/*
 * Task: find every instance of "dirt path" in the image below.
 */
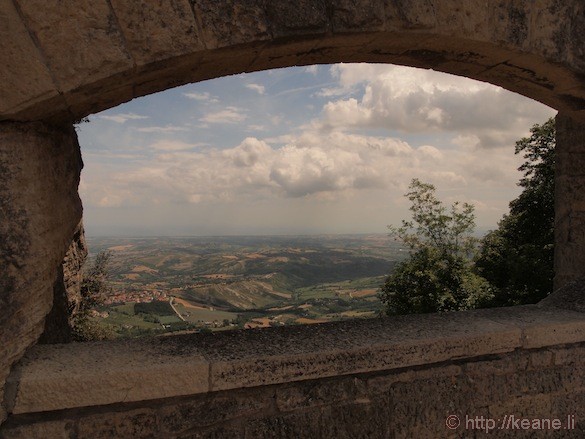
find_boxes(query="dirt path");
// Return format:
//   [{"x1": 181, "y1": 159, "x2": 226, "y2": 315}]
[{"x1": 169, "y1": 297, "x2": 186, "y2": 322}]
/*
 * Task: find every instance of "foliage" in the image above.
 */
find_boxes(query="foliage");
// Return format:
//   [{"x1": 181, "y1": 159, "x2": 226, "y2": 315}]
[
  {"x1": 476, "y1": 118, "x2": 555, "y2": 305},
  {"x1": 389, "y1": 179, "x2": 478, "y2": 257},
  {"x1": 380, "y1": 179, "x2": 493, "y2": 315},
  {"x1": 381, "y1": 247, "x2": 493, "y2": 315},
  {"x1": 134, "y1": 300, "x2": 175, "y2": 316},
  {"x1": 72, "y1": 251, "x2": 115, "y2": 341}
]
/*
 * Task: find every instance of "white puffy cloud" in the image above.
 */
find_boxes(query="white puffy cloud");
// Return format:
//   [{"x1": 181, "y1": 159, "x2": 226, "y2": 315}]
[
  {"x1": 99, "y1": 113, "x2": 148, "y2": 123},
  {"x1": 183, "y1": 92, "x2": 219, "y2": 103},
  {"x1": 223, "y1": 137, "x2": 273, "y2": 167},
  {"x1": 200, "y1": 106, "x2": 247, "y2": 124},
  {"x1": 304, "y1": 65, "x2": 319, "y2": 75},
  {"x1": 84, "y1": 129, "x2": 503, "y2": 210},
  {"x1": 245, "y1": 83, "x2": 265, "y2": 94},
  {"x1": 149, "y1": 140, "x2": 206, "y2": 151},
  {"x1": 319, "y1": 64, "x2": 556, "y2": 149},
  {"x1": 136, "y1": 125, "x2": 189, "y2": 133},
  {"x1": 81, "y1": 63, "x2": 557, "y2": 234},
  {"x1": 246, "y1": 124, "x2": 267, "y2": 132}
]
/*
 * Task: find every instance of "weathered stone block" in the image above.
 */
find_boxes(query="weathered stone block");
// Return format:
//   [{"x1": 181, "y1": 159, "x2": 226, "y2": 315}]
[
  {"x1": 181, "y1": 424, "x2": 244, "y2": 439},
  {"x1": 266, "y1": 0, "x2": 329, "y2": 37},
  {"x1": 0, "y1": 122, "x2": 83, "y2": 423},
  {"x1": 555, "y1": 179, "x2": 585, "y2": 226},
  {"x1": 557, "y1": 114, "x2": 585, "y2": 152},
  {"x1": 158, "y1": 390, "x2": 271, "y2": 435},
  {"x1": 529, "y1": 350, "x2": 554, "y2": 369},
  {"x1": 11, "y1": 339, "x2": 209, "y2": 414},
  {"x1": 276, "y1": 376, "x2": 367, "y2": 412},
  {"x1": 489, "y1": 394, "x2": 556, "y2": 422},
  {"x1": 432, "y1": 0, "x2": 491, "y2": 38},
  {"x1": 191, "y1": 0, "x2": 269, "y2": 48},
  {"x1": 319, "y1": 399, "x2": 393, "y2": 439},
  {"x1": 331, "y1": 0, "x2": 385, "y2": 32},
  {"x1": 111, "y1": 0, "x2": 203, "y2": 65},
  {"x1": 522, "y1": 311, "x2": 585, "y2": 349},
  {"x1": 384, "y1": 0, "x2": 437, "y2": 30},
  {"x1": 16, "y1": 0, "x2": 133, "y2": 92},
  {"x1": 244, "y1": 410, "x2": 323, "y2": 439},
  {"x1": 464, "y1": 354, "x2": 529, "y2": 377},
  {"x1": 489, "y1": 1, "x2": 530, "y2": 47},
  {"x1": 557, "y1": 152, "x2": 585, "y2": 177},
  {"x1": 0, "y1": 419, "x2": 74, "y2": 439},
  {"x1": 553, "y1": 344, "x2": 585, "y2": 365},
  {"x1": 555, "y1": 112, "x2": 585, "y2": 250},
  {"x1": 367, "y1": 364, "x2": 462, "y2": 396},
  {"x1": 206, "y1": 312, "x2": 520, "y2": 392},
  {"x1": 0, "y1": 1, "x2": 63, "y2": 116},
  {"x1": 77, "y1": 408, "x2": 158, "y2": 439}
]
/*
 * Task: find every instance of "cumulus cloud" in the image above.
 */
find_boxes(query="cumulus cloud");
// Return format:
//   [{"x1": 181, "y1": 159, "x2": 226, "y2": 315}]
[
  {"x1": 99, "y1": 113, "x2": 148, "y2": 123},
  {"x1": 81, "y1": 63, "x2": 557, "y2": 233},
  {"x1": 305, "y1": 65, "x2": 319, "y2": 75},
  {"x1": 85, "y1": 128, "x2": 498, "y2": 210},
  {"x1": 149, "y1": 140, "x2": 206, "y2": 151},
  {"x1": 315, "y1": 86, "x2": 353, "y2": 98},
  {"x1": 319, "y1": 64, "x2": 556, "y2": 149},
  {"x1": 246, "y1": 124, "x2": 267, "y2": 132},
  {"x1": 223, "y1": 137, "x2": 273, "y2": 167},
  {"x1": 136, "y1": 125, "x2": 189, "y2": 133},
  {"x1": 245, "y1": 83, "x2": 265, "y2": 94},
  {"x1": 183, "y1": 92, "x2": 219, "y2": 103},
  {"x1": 200, "y1": 107, "x2": 247, "y2": 124}
]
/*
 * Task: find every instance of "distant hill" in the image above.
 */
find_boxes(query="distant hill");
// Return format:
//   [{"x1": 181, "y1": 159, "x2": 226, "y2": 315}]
[{"x1": 86, "y1": 234, "x2": 408, "y2": 336}]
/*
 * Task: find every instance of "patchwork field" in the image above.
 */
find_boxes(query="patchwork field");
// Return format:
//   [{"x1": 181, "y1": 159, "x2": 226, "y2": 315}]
[{"x1": 87, "y1": 234, "x2": 408, "y2": 337}]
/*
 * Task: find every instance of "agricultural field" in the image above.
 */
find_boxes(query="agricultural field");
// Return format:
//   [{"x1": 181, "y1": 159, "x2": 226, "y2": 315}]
[{"x1": 87, "y1": 234, "x2": 408, "y2": 337}]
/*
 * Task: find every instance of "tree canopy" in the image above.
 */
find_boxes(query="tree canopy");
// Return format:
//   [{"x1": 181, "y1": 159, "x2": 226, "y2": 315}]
[
  {"x1": 475, "y1": 118, "x2": 555, "y2": 305},
  {"x1": 72, "y1": 251, "x2": 115, "y2": 341},
  {"x1": 381, "y1": 118, "x2": 556, "y2": 316},
  {"x1": 380, "y1": 179, "x2": 492, "y2": 315}
]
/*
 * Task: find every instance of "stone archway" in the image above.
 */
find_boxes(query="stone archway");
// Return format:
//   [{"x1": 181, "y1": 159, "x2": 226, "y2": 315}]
[
  {"x1": 2, "y1": 0, "x2": 585, "y2": 123},
  {"x1": 1, "y1": 0, "x2": 585, "y2": 429}
]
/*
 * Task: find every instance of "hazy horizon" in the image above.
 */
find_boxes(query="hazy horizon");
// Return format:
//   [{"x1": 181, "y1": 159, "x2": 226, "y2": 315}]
[{"x1": 84, "y1": 229, "x2": 493, "y2": 239}]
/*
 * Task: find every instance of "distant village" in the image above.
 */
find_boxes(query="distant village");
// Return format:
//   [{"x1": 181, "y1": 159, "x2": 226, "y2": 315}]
[{"x1": 103, "y1": 289, "x2": 168, "y2": 305}]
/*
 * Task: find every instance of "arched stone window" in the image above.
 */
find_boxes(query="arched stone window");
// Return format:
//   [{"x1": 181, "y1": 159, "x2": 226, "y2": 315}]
[{"x1": 1, "y1": 1, "x2": 584, "y2": 436}]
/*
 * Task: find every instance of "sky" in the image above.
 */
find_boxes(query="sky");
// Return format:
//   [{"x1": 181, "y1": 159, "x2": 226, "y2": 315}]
[{"x1": 76, "y1": 63, "x2": 557, "y2": 237}]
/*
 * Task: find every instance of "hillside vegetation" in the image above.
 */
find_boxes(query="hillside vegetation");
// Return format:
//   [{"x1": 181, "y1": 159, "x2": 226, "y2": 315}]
[{"x1": 86, "y1": 234, "x2": 406, "y2": 337}]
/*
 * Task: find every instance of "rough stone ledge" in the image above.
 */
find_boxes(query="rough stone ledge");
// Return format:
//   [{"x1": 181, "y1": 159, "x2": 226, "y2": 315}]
[{"x1": 6, "y1": 305, "x2": 585, "y2": 415}]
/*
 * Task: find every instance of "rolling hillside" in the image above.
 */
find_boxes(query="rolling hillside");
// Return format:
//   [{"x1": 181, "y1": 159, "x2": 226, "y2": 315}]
[{"x1": 87, "y1": 234, "x2": 408, "y2": 336}]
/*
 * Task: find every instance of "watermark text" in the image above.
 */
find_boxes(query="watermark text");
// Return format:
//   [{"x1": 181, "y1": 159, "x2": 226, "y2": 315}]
[{"x1": 445, "y1": 414, "x2": 576, "y2": 433}]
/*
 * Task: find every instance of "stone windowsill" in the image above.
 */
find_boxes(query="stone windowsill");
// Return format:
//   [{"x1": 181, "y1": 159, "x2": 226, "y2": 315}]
[{"x1": 5, "y1": 304, "x2": 585, "y2": 416}]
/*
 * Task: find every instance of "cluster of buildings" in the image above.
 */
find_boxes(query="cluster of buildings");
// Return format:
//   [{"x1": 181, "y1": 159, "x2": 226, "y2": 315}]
[{"x1": 103, "y1": 289, "x2": 168, "y2": 305}]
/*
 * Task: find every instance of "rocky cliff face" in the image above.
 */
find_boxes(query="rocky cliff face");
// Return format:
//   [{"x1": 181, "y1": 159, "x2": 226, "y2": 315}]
[
  {"x1": 0, "y1": 122, "x2": 83, "y2": 424},
  {"x1": 39, "y1": 222, "x2": 88, "y2": 344}
]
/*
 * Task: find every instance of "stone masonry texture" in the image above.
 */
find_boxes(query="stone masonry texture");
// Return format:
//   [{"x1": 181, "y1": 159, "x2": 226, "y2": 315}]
[
  {"x1": 0, "y1": 122, "x2": 83, "y2": 423},
  {"x1": 0, "y1": 0, "x2": 584, "y2": 123},
  {"x1": 0, "y1": 344, "x2": 583, "y2": 438}
]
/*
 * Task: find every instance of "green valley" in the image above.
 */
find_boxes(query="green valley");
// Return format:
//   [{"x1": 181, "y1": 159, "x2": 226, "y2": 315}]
[{"x1": 86, "y1": 234, "x2": 407, "y2": 337}]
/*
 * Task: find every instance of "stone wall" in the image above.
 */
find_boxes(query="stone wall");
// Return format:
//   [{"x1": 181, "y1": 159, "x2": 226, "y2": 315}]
[
  {"x1": 0, "y1": 302, "x2": 583, "y2": 438},
  {"x1": 2, "y1": 345, "x2": 584, "y2": 438},
  {"x1": 1, "y1": 0, "x2": 585, "y2": 123},
  {"x1": 555, "y1": 114, "x2": 585, "y2": 289},
  {"x1": 14, "y1": 346, "x2": 585, "y2": 438},
  {"x1": 1, "y1": 0, "x2": 585, "y2": 436},
  {"x1": 0, "y1": 122, "x2": 83, "y2": 424}
]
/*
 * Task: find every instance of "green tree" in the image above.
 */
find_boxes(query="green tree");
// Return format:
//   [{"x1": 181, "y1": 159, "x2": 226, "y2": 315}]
[
  {"x1": 72, "y1": 251, "x2": 115, "y2": 341},
  {"x1": 476, "y1": 118, "x2": 555, "y2": 305},
  {"x1": 380, "y1": 179, "x2": 493, "y2": 315}
]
